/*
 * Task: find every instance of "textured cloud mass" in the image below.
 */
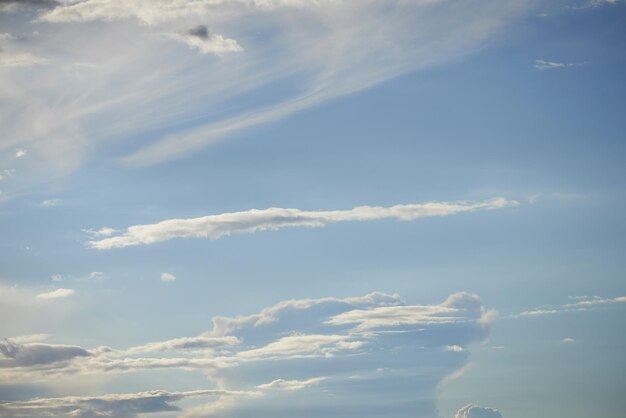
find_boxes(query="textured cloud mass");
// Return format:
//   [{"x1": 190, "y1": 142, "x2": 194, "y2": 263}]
[
  {"x1": 88, "y1": 198, "x2": 519, "y2": 249},
  {"x1": 1, "y1": 291, "x2": 495, "y2": 417}
]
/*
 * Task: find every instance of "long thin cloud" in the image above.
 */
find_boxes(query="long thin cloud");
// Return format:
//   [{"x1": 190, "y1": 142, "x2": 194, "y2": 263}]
[
  {"x1": 0, "y1": 389, "x2": 260, "y2": 418},
  {"x1": 88, "y1": 198, "x2": 519, "y2": 249},
  {"x1": 514, "y1": 295, "x2": 626, "y2": 318}
]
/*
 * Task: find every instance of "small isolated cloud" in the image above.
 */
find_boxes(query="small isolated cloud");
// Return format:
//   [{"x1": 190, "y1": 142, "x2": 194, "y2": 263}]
[
  {"x1": 160, "y1": 272, "x2": 176, "y2": 282},
  {"x1": 40, "y1": 198, "x2": 63, "y2": 207},
  {"x1": 562, "y1": 337, "x2": 575, "y2": 344},
  {"x1": 258, "y1": 377, "x2": 326, "y2": 391},
  {"x1": 164, "y1": 25, "x2": 242, "y2": 55},
  {"x1": 88, "y1": 271, "x2": 104, "y2": 280},
  {"x1": 15, "y1": 148, "x2": 27, "y2": 158},
  {"x1": 88, "y1": 198, "x2": 519, "y2": 250},
  {"x1": 446, "y1": 345, "x2": 466, "y2": 352},
  {"x1": 534, "y1": 59, "x2": 580, "y2": 70},
  {"x1": 36, "y1": 288, "x2": 74, "y2": 300},
  {"x1": 455, "y1": 404, "x2": 503, "y2": 418},
  {"x1": 50, "y1": 274, "x2": 63, "y2": 282}
]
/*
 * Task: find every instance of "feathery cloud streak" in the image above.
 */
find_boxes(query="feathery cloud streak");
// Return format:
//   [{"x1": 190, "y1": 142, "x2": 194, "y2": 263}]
[
  {"x1": 0, "y1": 0, "x2": 532, "y2": 200},
  {"x1": 88, "y1": 198, "x2": 519, "y2": 249}
]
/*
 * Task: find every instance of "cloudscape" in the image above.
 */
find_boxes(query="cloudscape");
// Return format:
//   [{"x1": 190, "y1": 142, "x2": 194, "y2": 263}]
[{"x1": 1, "y1": 1, "x2": 625, "y2": 417}]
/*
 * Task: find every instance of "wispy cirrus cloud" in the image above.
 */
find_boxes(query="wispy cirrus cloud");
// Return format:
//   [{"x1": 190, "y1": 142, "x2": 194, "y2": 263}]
[
  {"x1": 0, "y1": 0, "x2": 533, "y2": 200},
  {"x1": 87, "y1": 198, "x2": 519, "y2": 249},
  {"x1": 515, "y1": 295, "x2": 626, "y2": 317},
  {"x1": 533, "y1": 59, "x2": 581, "y2": 70}
]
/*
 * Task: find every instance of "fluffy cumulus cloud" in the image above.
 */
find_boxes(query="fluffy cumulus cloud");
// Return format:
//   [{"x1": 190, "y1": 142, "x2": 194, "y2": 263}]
[
  {"x1": 88, "y1": 198, "x2": 519, "y2": 249},
  {"x1": 160, "y1": 272, "x2": 177, "y2": 282},
  {"x1": 455, "y1": 404, "x2": 503, "y2": 418},
  {"x1": 0, "y1": 291, "x2": 495, "y2": 417},
  {"x1": 0, "y1": 0, "x2": 533, "y2": 201}
]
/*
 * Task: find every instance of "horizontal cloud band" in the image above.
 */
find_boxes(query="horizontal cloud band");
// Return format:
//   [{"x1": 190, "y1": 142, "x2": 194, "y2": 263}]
[{"x1": 88, "y1": 198, "x2": 519, "y2": 249}]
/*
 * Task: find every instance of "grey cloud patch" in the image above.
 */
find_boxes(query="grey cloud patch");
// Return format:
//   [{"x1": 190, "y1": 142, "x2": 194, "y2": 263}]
[
  {"x1": 188, "y1": 24, "x2": 209, "y2": 39},
  {"x1": 88, "y1": 198, "x2": 519, "y2": 249},
  {"x1": 0, "y1": 340, "x2": 91, "y2": 368},
  {"x1": 455, "y1": 404, "x2": 503, "y2": 418},
  {"x1": 0, "y1": 389, "x2": 258, "y2": 418}
]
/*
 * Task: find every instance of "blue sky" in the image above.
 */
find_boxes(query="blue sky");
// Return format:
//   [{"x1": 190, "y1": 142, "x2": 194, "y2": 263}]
[{"x1": 0, "y1": 1, "x2": 625, "y2": 417}]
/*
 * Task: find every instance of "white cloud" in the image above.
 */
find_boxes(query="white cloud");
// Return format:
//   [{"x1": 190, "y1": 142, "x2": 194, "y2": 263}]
[
  {"x1": 160, "y1": 272, "x2": 177, "y2": 282},
  {"x1": 50, "y1": 274, "x2": 63, "y2": 282},
  {"x1": 562, "y1": 337, "x2": 575, "y2": 344},
  {"x1": 455, "y1": 404, "x2": 503, "y2": 418},
  {"x1": 534, "y1": 59, "x2": 580, "y2": 70},
  {"x1": 258, "y1": 377, "x2": 326, "y2": 391},
  {"x1": 446, "y1": 345, "x2": 466, "y2": 352},
  {"x1": 83, "y1": 227, "x2": 118, "y2": 237},
  {"x1": 36, "y1": 288, "x2": 75, "y2": 300},
  {"x1": 516, "y1": 295, "x2": 626, "y2": 317},
  {"x1": 88, "y1": 198, "x2": 519, "y2": 249},
  {"x1": 88, "y1": 271, "x2": 105, "y2": 280},
  {"x1": 14, "y1": 148, "x2": 27, "y2": 158},
  {"x1": 40, "y1": 198, "x2": 63, "y2": 207}
]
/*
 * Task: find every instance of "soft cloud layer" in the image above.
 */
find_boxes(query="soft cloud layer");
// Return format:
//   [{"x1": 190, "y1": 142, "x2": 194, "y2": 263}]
[{"x1": 88, "y1": 198, "x2": 519, "y2": 249}]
